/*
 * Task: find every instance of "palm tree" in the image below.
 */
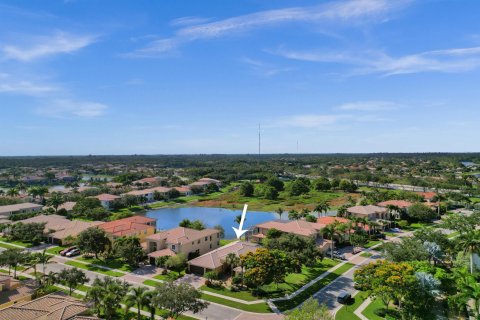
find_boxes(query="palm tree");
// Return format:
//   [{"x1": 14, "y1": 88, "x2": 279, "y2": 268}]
[
  {"x1": 24, "y1": 253, "x2": 41, "y2": 285},
  {"x1": 314, "y1": 200, "x2": 330, "y2": 218},
  {"x1": 144, "y1": 290, "x2": 157, "y2": 320},
  {"x1": 337, "y1": 205, "x2": 348, "y2": 218},
  {"x1": 288, "y1": 210, "x2": 301, "y2": 220},
  {"x1": 457, "y1": 231, "x2": 480, "y2": 274},
  {"x1": 322, "y1": 223, "x2": 339, "y2": 259},
  {"x1": 300, "y1": 208, "x2": 310, "y2": 218},
  {"x1": 224, "y1": 252, "x2": 240, "y2": 276},
  {"x1": 6, "y1": 188, "x2": 19, "y2": 197},
  {"x1": 275, "y1": 207, "x2": 284, "y2": 220},
  {"x1": 28, "y1": 187, "x2": 39, "y2": 201},
  {"x1": 336, "y1": 223, "x2": 349, "y2": 244},
  {"x1": 46, "y1": 192, "x2": 65, "y2": 213},
  {"x1": 38, "y1": 249, "x2": 53, "y2": 277},
  {"x1": 126, "y1": 286, "x2": 150, "y2": 320}
]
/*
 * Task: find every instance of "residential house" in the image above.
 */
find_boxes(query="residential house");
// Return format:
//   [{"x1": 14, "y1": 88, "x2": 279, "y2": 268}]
[
  {"x1": 0, "y1": 292, "x2": 99, "y2": 320},
  {"x1": 417, "y1": 192, "x2": 437, "y2": 203},
  {"x1": 188, "y1": 241, "x2": 259, "y2": 275},
  {"x1": 123, "y1": 189, "x2": 154, "y2": 202},
  {"x1": 0, "y1": 276, "x2": 36, "y2": 309},
  {"x1": 0, "y1": 203, "x2": 43, "y2": 218},
  {"x1": 99, "y1": 216, "x2": 156, "y2": 242},
  {"x1": 377, "y1": 200, "x2": 413, "y2": 219},
  {"x1": 174, "y1": 186, "x2": 193, "y2": 196},
  {"x1": 92, "y1": 193, "x2": 121, "y2": 210},
  {"x1": 247, "y1": 219, "x2": 331, "y2": 253},
  {"x1": 198, "y1": 177, "x2": 222, "y2": 186},
  {"x1": 45, "y1": 201, "x2": 76, "y2": 213},
  {"x1": 346, "y1": 205, "x2": 389, "y2": 220},
  {"x1": 18, "y1": 214, "x2": 103, "y2": 245},
  {"x1": 146, "y1": 227, "x2": 221, "y2": 264}
]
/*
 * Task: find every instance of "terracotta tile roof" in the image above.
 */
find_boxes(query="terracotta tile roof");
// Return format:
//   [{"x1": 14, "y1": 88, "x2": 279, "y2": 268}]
[
  {"x1": 347, "y1": 205, "x2": 387, "y2": 216},
  {"x1": 0, "y1": 203, "x2": 43, "y2": 215},
  {"x1": 255, "y1": 220, "x2": 324, "y2": 237},
  {"x1": 377, "y1": 200, "x2": 413, "y2": 209},
  {"x1": 174, "y1": 186, "x2": 191, "y2": 193},
  {"x1": 316, "y1": 216, "x2": 350, "y2": 225},
  {"x1": 146, "y1": 227, "x2": 218, "y2": 245},
  {"x1": 124, "y1": 189, "x2": 154, "y2": 196},
  {"x1": 49, "y1": 220, "x2": 103, "y2": 240},
  {"x1": 188, "y1": 241, "x2": 259, "y2": 269},
  {"x1": 418, "y1": 192, "x2": 437, "y2": 200},
  {"x1": 150, "y1": 186, "x2": 172, "y2": 193},
  {"x1": 99, "y1": 216, "x2": 156, "y2": 237},
  {"x1": 0, "y1": 278, "x2": 36, "y2": 306},
  {"x1": 94, "y1": 193, "x2": 120, "y2": 201},
  {"x1": 0, "y1": 293, "x2": 91, "y2": 320}
]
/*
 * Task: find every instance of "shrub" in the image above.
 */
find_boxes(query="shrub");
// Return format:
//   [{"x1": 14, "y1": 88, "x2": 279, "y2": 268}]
[
  {"x1": 397, "y1": 220, "x2": 409, "y2": 228},
  {"x1": 232, "y1": 275, "x2": 242, "y2": 285}
]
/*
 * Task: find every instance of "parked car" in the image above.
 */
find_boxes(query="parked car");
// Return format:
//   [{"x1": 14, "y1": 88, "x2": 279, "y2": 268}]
[
  {"x1": 65, "y1": 248, "x2": 80, "y2": 257},
  {"x1": 60, "y1": 246, "x2": 77, "y2": 256},
  {"x1": 391, "y1": 227, "x2": 401, "y2": 233},
  {"x1": 374, "y1": 233, "x2": 386, "y2": 239},
  {"x1": 333, "y1": 253, "x2": 347, "y2": 260},
  {"x1": 337, "y1": 291, "x2": 351, "y2": 304}
]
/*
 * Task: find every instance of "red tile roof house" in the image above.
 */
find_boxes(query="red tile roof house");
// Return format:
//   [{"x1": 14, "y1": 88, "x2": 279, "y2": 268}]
[
  {"x1": 417, "y1": 192, "x2": 437, "y2": 202},
  {"x1": 99, "y1": 216, "x2": 157, "y2": 241},
  {"x1": 123, "y1": 189, "x2": 155, "y2": 203},
  {"x1": 377, "y1": 200, "x2": 414, "y2": 219},
  {"x1": 92, "y1": 193, "x2": 121, "y2": 210},
  {"x1": 347, "y1": 205, "x2": 389, "y2": 221},
  {"x1": 188, "y1": 241, "x2": 260, "y2": 275},
  {"x1": 246, "y1": 219, "x2": 331, "y2": 253},
  {"x1": 145, "y1": 227, "x2": 221, "y2": 265},
  {"x1": 174, "y1": 186, "x2": 193, "y2": 196}
]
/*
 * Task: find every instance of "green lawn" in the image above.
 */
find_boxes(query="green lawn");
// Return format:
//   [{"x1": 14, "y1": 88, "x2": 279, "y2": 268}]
[
  {"x1": 274, "y1": 262, "x2": 355, "y2": 312},
  {"x1": 364, "y1": 240, "x2": 381, "y2": 249},
  {"x1": 46, "y1": 245, "x2": 69, "y2": 255},
  {"x1": 65, "y1": 260, "x2": 125, "y2": 277},
  {"x1": 143, "y1": 279, "x2": 162, "y2": 287},
  {"x1": 76, "y1": 256, "x2": 134, "y2": 272},
  {"x1": 200, "y1": 285, "x2": 259, "y2": 302},
  {"x1": 219, "y1": 239, "x2": 236, "y2": 247},
  {"x1": 153, "y1": 270, "x2": 185, "y2": 282},
  {"x1": 200, "y1": 293, "x2": 272, "y2": 313},
  {"x1": 335, "y1": 292, "x2": 369, "y2": 320},
  {"x1": 362, "y1": 298, "x2": 389, "y2": 320},
  {"x1": 260, "y1": 258, "x2": 339, "y2": 298},
  {"x1": 360, "y1": 252, "x2": 373, "y2": 258},
  {"x1": 0, "y1": 237, "x2": 33, "y2": 248},
  {"x1": 0, "y1": 242, "x2": 20, "y2": 249}
]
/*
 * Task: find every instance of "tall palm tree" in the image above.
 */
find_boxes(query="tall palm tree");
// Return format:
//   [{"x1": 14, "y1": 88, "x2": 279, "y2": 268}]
[
  {"x1": 224, "y1": 252, "x2": 240, "y2": 276},
  {"x1": 322, "y1": 223, "x2": 339, "y2": 259},
  {"x1": 126, "y1": 286, "x2": 150, "y2": 320},
  {"x1": 37, "y1": 249, "x2": 53, "y2": 276},
  {"x1": 314, "y1": 200, "x2": 330, "y2": 218},
  {"x1": 457, "y1": 231, "x2": 480, "y2": 274},
  {"x1": 275, "y1": 207, "x2": 284, "y2": 220},
  {"x1": 300, "y1": 208, "x2": 310, "y2": 218},
  {"x1": 336, "y1": 223, "x2": 349, "y2": 244},
  {"x1": 337, "y1": 205, "x2": 348, "y2": 218},
  {"x1": 144, "y1": 290, "x2": 157, "y2": 320}
]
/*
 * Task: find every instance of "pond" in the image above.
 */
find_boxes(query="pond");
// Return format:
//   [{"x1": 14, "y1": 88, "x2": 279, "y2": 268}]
[{"x1": 146, "y1": 207, "x2": 281, "y2": 239}]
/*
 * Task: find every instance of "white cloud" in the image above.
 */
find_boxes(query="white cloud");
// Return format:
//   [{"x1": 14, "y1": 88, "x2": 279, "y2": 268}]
[
  {"x1": 336, "y1": 101, "x2": 400, "y2": 111},
  {"x1": 170, "y1": 16, "x2": 212, "y2": 27},
  {"x1": 2, "y1": 31, "x2": 97, "y2": 61},
  {"x1": 0, "y1": 73, "x2": 57, "y2": 95},
  {"x1": 274, "y1": 114, "x2": 344, "y2": 128},
  {"x1": 37, "y1": 99, "x2": 108, "y2": 118},
  {"x1": 129, "y1": 0, "x2": 410, "y2": 57},
  {"x1": 241, "y1": 57, "x2": 292, "y2": 77},
  {"x1": 274, "y1": 45, "x2": 480, "y2": 76}
]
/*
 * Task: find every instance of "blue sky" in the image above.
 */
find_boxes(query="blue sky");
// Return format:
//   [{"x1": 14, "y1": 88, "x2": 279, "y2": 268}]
[{"x1": 1, "y1": 0, "x2": 480, "y2": 155}]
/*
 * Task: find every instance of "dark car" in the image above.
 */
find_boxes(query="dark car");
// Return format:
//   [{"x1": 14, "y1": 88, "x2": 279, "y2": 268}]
[
  {"x1": 337, "y1": 291, "x2": 351, "y2": 304},
  {"x1": 60, "y1": 246, "x2": 77, "y2": 256}
]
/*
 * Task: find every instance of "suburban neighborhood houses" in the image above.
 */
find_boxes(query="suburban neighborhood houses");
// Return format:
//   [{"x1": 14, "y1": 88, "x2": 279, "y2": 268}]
[{"x1": 1, "y1": 154, "x2": 479, "y2": 320}]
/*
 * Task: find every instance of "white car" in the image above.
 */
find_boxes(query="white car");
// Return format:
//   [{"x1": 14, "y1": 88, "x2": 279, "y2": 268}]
[{"x1": 66, "y1": 249, "x2": 81, "y2": 257}]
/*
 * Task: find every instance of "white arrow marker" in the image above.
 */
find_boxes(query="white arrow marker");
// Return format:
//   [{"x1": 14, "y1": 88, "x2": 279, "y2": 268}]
[{"x1": 232, "y1": 204, "x2": 249, "y2": 239}]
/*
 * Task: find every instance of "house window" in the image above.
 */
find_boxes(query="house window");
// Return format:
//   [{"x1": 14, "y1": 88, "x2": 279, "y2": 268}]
[
  {"x1": 171, "y1": 245, "x2": 176, "y2": 251},
  {"x1": 210, "y1": 244, "x2": 212, "y2": 249},
  {"x1": 192, "y1": 242, "x2": 194, "y2": 245},
  {"x1": 209, "y1": 236, "x2": 212, "y2": 241},
  {"x1": 198, "y1": 240, "x2": 200, "y2": 244},
  {"x1": 217, "y1": 233, "x2": 219, "y2": 238},
  {"x1": 217, "y1": 241, "x2": 219, "y2": 246},
  {"x1": 205, "y1": 237, "x2": 207, "y2": 241}
]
